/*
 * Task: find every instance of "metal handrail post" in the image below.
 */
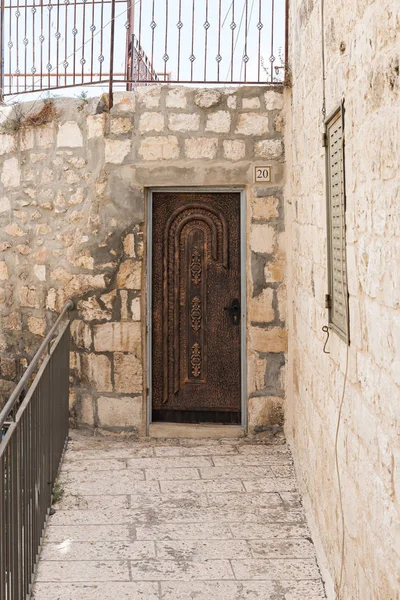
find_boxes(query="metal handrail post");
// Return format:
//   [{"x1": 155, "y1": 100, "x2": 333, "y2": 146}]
[
  {"x1": 0, "y1": 0, "x2": 5, "y2": 102},
  {"x1": 109, "y1": 0, "x2": 116, "y2": 108}
]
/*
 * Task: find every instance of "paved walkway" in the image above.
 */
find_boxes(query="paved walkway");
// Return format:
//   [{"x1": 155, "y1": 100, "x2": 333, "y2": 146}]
[{"x1": 31, "y1": 431, "x2": 326, "y2": 600}]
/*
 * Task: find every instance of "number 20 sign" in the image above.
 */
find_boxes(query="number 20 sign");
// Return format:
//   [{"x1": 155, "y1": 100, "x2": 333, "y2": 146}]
[{"x1": 254, "y1": 166, "x2": 271, "y2": 183}]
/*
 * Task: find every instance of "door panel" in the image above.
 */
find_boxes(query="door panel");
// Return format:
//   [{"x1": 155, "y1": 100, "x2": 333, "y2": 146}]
[{"x1": 152, "y1": 192, "x2": 241, "y2": 423}]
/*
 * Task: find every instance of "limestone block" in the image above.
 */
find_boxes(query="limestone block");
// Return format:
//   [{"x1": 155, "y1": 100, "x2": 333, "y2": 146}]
[
  {"x1": 264, "y1": 91, "x2": 284, "y2": 110},
  {"x1": 265, "y1": 253, "x2": 285, "y2": 283},
  {"x1": 1, "y1": 157, "x2": 21, "y2": 188},
  {"x1": 87, "y1": 114, "x2": 106, "y2": 138},
  {"x1": 166, "y1": 88, "x2": 187, "y2": 108},
  {"x1": 0, "y1": 134, "x2": 16, "y2": 155},
  {"x1": 71, "y1": 320, "x2": 92, "y2": 350},
  {"x1": 185, "y1": 138, "x2": 218, "y2": 159},
  {"x1": 205, "y1": 111, "x2": 231, "y2": 133},
  {"x1": 139, "y1": 136, "x2": 179, "y2": 161},
  {"x1": 250, "y1": 288, "x2": 275, "y2": 323},
  {"x1": 0, "y1": 197, "x2": 11, "y2": 213},
  {"x1": 194, "y1": 89, "x2": 221, "y2": 108},
  {"x1": 250, "y1": 326, "x2": 288, "y2": 353},
  {"x1": 131, "y1": 297, "x2": 141, "y2": 321},
  {"x1": 120, "y1": 290, "x2": 129, "y2": 320},
  {"x1": 3, "y1": 311, "x2": 22, "y2": 330},
  {"x1": 0, "y1": 242, "x2": 11, "y2": 252},
  {"x1": 114, "y1": 352, "x2": 143, "y2": 393},
  {"x1": 112, "y1": 92, "x2": 136, "y2": 112},
  {"x1": 36, "y1": 123, "x2": 55, "y2": 148},
  {"x1": 277, "y1": 285, "x2": 287, "y2": 322},
  {"x1": 97, "y1": 395, "x2": 142, "y2": 429},
  {"x1": 117, "y1": 260, "x2": 141, "y2": 290},
  {"x1": 236, "y1": 113, "x2": 270, "y2": 136},
  {"x1": 139, "y1": 112, "x2": 164, "y2": 133},
  {"x1": 168, "y1": 113, "x2": 200, "y2": 132},
  {"x1": 242, "y1": 97, "x2": 261, "y2": 109},
  {"x1": 105, "y1": 139, "x2": 131, "y2": 164},
  {"x1": 0, "y1": 262, "x2": 8, "y2": 280},
  {"x1": 248, "y1": 396, "x2": 284, "y2": 428},
  {"x1": 251, "y1": 196, "x2": 280, "y2": 221},
  {"x1": 101, "y1": 290, "x2": 117, "y2": 310},
  {"x1": 110, "y1": 117, "x2": 133, "y2": 135},
  {"x1": 250, "y1": 224, "x2": 275, "y2": 254},
  {"x1": 248, "y1": 355, "x2": 267, "y2": 393},
  {"x1": 78, "y1": 296, "x2": 111, "y2": 321},
  {"x1": 82, "y1": 353, "x2": 112, "y2": 392},
  {"x1": 255, "y1": 139, "x2": 284, "y2": 159},
  {"x1": 19, "y1": 286, "x2": 38, "y2": 308},
  {"x1": 50, "y1": 269, "x2": 106, "y2": 296},
  {"x1": 27, "y1": 316, "x2": 46, "y2": 337},
  {"x1": 20, "y1": 129, "x2": 35, "y2": 151},
  {"x1": 93, "y1": 322, "x2": 141, "y2": 355},
  {"x1": 79, "y1": 394, "x2": 95, "y2": 427},
  {"x1": 123, "y1": 234, "x2": 135, "y2": 258},
  {"x1": 137, "y1": 86, "x2": 161, "y2": 109},
  {"x1": 227, "y1": 95, "x2": 237, "y2": 109},
  {"x1": 57, "y1": 121, "x2": 83, "y2": 148},
  {"x1": 223, "y1": 140, "x2": 246, "y2": 161},
  {"x1": 0, "y1": 357, "x2": 16, "y2": 380}
]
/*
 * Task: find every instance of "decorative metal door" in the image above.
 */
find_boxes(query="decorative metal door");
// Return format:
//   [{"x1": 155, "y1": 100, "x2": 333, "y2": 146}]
[{"x1": 152, "y1": 192, "x2": 241, "y2": 424}]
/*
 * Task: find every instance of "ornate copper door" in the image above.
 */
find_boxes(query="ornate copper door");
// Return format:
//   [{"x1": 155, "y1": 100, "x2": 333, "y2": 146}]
[{"x1": 152, "y1": 192, "x2": 241, "y2": 424}]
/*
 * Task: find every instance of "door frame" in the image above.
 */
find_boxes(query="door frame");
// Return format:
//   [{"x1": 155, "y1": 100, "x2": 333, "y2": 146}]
[{"x1": 146, "y1": 187, "x2": 247, "y2": 435}]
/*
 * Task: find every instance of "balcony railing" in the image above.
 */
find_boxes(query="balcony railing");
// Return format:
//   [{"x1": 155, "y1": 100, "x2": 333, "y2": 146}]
[
  {"x1": 0, "y1": 300, "x2": 73, "y2": 600},
  {"x1": 0, "y1": 0, "x2": 288, "y2": 101}
]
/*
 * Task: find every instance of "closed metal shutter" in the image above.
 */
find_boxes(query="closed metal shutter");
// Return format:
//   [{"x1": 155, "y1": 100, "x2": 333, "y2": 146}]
[{"x1": 326, "y1": 105, "x2": 349, "y2": 342}]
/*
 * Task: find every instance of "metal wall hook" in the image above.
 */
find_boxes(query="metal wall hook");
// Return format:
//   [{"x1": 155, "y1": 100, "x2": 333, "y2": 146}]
[{"x1": 322, "y1": 325, "x2": 330, "y2": 354}]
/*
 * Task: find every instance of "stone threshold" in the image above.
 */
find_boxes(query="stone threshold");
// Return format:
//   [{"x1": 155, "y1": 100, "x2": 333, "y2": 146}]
[{"x1": 149, "y1": 422, "x2": 245, "y2": 439}]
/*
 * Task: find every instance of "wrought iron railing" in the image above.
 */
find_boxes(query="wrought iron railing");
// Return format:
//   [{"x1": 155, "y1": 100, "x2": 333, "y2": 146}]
[
  {"x1": 0, "y1": 300, "x2": 73, "y2": 600},
  {"x1": 0, "y1": 0, "x2": 287, "y2": 101}
]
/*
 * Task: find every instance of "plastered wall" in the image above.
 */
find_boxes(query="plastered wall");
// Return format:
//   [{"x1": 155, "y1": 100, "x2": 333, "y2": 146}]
[
  {"x1": 0, "y1": 85, "x2": 287, "y2": 435},
  {"x1": 286, "y1": 0, "x2": 399, "y2": 597}
]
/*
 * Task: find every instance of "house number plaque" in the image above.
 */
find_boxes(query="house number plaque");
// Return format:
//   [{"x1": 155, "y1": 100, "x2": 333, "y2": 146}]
[{"x1": 254, "y1": 165, "x2": 272, "y2": 182}]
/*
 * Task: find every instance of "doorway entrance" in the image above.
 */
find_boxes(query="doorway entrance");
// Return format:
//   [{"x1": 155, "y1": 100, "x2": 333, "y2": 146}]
[{"x1": 149, "y1": 190, "x2": 243, "y2": 425}]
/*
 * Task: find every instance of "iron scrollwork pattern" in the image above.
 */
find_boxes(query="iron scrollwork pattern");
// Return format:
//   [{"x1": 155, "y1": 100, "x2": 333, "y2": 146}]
[{"x1": 190, "y1": 248, "x2": 202, "y2": 285}]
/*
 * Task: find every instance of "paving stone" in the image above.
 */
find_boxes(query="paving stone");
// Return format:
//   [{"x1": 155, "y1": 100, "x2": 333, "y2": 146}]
[
  {"x1": 144, "y1": 467, "x2": 200, "y2": 480},
  {"x1": 154, "y1": 444, "x2": 238, "y2": 456},
  {"x1": 59, "y1": 471, "x2": 154, "y2": 495},
  {"x1": 156, "y1": 539, "x2": 251, "y2": 560},
  {"x1": 57, "y1": 494, "x2": 129, "y2": 511},
  {"x1": 64, "y1": 447, "x2": 154, "y2": 461},
  {"x1": 44, "y1": 525, "x2": 133, "y2": 543},
  {"x1": 136, "y1": 523, "x2": 233, "y2": 540},
  {"x1": 230, "y1": 522, "x2": 310, "y2": 539},
  {"x1": 35, "y1": 560, "x2": 130, "y2": 582},
  {"x1": 231, "y1": 558, "x2": 321, "y2": 580},
  {"x1": 160, "y1": 479, "x2": 245, "y2": 494},
  {"x1": 207, "y1": 491, "x2": 283, "y2": 509},
  {"x1": 126, "y1": 456, "x2": 213, "y2": 469},
  {"x1": 199, "y1": 465, "x2": 275, "y2": 479},
  {"x1": 129, "y1": 558, "x2": 234, "y2": 580},
  {"x1": 62, "y1": 458, "x2": 128, "y2": 471},
  {"x1": 212, "y1": 454, "x2": 293, "y2": 466},
  {"x1": 243, "y1": 477, "x2": 298, "y2": 492},
  {"x1": 40, "y1": 541, "x2": 155, "y2": 561},
  {"x1": 249, "y1": 538, "x2": 316, "y2": 558},
  {"x1": 32, "y1": 582, "x2": 160, "y2": 600}
]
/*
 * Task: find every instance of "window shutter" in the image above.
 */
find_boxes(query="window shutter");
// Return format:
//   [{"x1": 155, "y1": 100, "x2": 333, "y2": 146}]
[{"x1": 326, "y1": 105, "x2": 349, "y2": 342}]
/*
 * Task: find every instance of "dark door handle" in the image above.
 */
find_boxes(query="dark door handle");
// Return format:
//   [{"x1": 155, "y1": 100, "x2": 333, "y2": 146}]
[{"x1": 224, "y1": 298, "x2": 240, "y2": 325}]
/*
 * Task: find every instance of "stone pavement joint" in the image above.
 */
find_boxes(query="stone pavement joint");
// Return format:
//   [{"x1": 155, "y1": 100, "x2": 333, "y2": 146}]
[{"x1": 31, "y1": 431, "x2": 327, "y2": 600}]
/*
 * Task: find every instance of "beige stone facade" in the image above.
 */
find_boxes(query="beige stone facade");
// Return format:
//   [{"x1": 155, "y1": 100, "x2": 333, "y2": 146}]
[
  {"x1": 285, "y1": 0, "x2": 400, "y2": 598},
  {"x1": 0, "y1": 85, "x2": 286, "y2": 435}
]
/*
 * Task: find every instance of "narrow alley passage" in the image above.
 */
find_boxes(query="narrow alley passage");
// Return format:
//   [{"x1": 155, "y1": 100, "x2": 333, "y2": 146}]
[{"x1": 31, "y1": 432, "x2": 326, "y2": 600}]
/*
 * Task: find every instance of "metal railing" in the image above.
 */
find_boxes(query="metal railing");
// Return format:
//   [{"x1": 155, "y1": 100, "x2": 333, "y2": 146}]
[
  {"x1": 0, "y1": 0, "x2": 288, "y2": 100},
  {"x1": 0, "y1": 300, "x2": 73, "y2": 600}
]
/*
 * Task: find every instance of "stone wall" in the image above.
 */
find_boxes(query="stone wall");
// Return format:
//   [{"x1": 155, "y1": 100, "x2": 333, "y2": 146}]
[
  {"x1": 286, "y1": 0, "x2": 399, "y2": 597},
  {"x1": 0, "y1": 85, "x2": 286, "y2": 434}
]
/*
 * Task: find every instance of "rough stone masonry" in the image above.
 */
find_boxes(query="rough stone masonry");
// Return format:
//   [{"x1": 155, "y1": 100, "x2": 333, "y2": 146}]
[{"x1": 0, "y1": 85, "x2": 287, "y2": 435}]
